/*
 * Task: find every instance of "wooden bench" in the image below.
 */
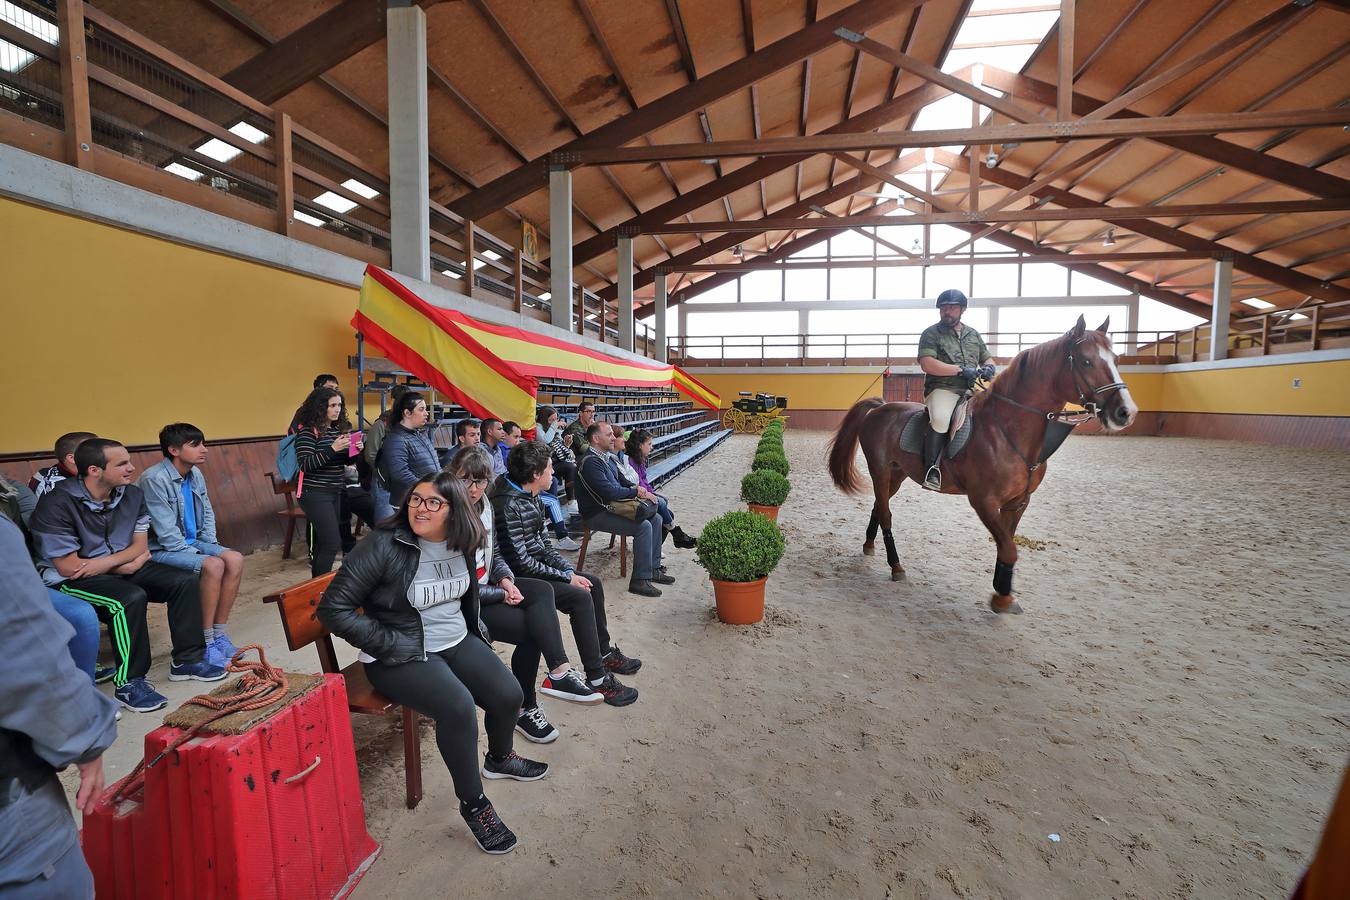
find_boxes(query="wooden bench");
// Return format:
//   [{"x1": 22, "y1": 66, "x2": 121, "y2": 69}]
[
  {"x1": 264, "y1": 472, "x2": 305, "y2": 560},
  {"x1": 577, "y1": 530, "x2": 627, "y2": 578},
  {"x1": 263, "y1": 572, "x2": 423, "y2": 809}
]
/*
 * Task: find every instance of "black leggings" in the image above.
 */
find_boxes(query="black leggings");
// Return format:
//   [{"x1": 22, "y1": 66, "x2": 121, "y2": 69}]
[
  {"x1": 298, "y1": 486, "x2": 342, "y2": 576},
  {"x1": 552, "y1": 571, "x2": 609, "y2": 681},
  {"x1": 479, "y1": 578, "x2": 565, "y2": 709},
  {"x1": 364, "y1": 636, "x2": 523, "y2": 804}
]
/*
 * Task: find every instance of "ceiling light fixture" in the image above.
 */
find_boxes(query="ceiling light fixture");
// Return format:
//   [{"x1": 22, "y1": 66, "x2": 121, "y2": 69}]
[
  {"x1": 1102, "y1": 228, "x2": 1116, "y2": 247},
  {"x1": 985, "y1": 149, "x2": 998, "y2": 168}
]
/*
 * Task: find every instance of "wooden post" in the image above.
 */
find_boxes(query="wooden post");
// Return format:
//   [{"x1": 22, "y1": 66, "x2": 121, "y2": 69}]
[
  {"x1": 273, "y1": 111, "x2": 294, "y2": 236},
  {"x1": 463, "y1": 219, "x2": 476, "y2": 297},
  {"x1": 1310, "y1": 304, "x2": 1320, "y2": 350},
  {"x1": 57, "y1": 0, "x2": 94, "y2": 171},
  {"x1": 576, "y1": 286, "x2": 585, "y2": 336},
  {"x1": 513, "y1": 248, "x2": 523, "y2": 313},
  {"x1": 1260, "y1": 314, "x2": 1271, "y2": 355},
  {"x1": 1190, "y1": 326, "x2": 1199, "y2": 360},
  {"x1": 1057, "y1": 0, "x2": 1075, "y2": 123}
]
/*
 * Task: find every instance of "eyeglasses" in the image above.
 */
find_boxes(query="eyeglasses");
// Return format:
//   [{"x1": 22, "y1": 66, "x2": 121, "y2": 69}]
[
  {"x1": 466, "y1": 477, "x2": 490, "y2": 487},
  {"x1": 408, "y1": 494, "x2": 447, "y2": 511}
]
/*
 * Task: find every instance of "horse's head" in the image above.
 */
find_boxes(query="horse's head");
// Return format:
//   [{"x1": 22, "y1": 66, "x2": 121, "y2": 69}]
[{"x1": 1066, "y1": 315, "x2": 1138, "y2": 432}]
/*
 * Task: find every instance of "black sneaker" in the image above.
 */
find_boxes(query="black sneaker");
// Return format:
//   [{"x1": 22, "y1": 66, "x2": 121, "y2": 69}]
[
  {"x1": 672, "y1": 528, "x2": 698, "y2": 549},
  {"x1": 628, "y1": 579, "x2": 662, "y2": 597},
  {"x1": 651, "y1": 568, "x2": 676, "y2": 585},
  {"x1": 482, "y1": 750, "x2": 550, "y2": 782},
  {"x1": 515, "y1": 706, "x2": 559, "y2": 744},
  {"x1": 590, "y1": 673, "x2": 638, "y2": 707},
  {"x1": 602, "y1": 645, "x2": 642, "y2": 675},
  {"x1": 461, "y1": 801, "x2": 518, "y2": 855},
  {"x1": 539, "y1": 669, "x2": 604, "y2": 704}
]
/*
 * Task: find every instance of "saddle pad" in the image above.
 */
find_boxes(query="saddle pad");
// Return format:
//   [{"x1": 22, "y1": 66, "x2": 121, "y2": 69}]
[{"x1": 899, "y1": 408, "x2": 977, "y2": 459}]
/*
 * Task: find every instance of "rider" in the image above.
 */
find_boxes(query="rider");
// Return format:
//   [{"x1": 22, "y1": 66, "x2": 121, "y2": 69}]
[{"x1": 916, "y1": 289, "x2": 995, "y2": 491}]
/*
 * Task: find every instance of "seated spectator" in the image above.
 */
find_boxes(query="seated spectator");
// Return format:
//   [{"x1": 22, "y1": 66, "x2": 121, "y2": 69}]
[
  {"x1": 0, "y1": 512, "x2": 119, "y2": 899},
  {"x1": 139, "y1": 423, "x2": 245, "y2": 668},
  {"x1": 378, "y1": 391, "x2": 439, "y2": 509},
  {"x1": 30, "y1": 431, "x2": 96, "y2": 499},
  {"x1": 624, "y1": 427, "x2": 698, "y2": 549},
  {"x1": 450, "y1": 447, "x2": 606, "y2": 741},
  {"x1": 455, "y1": 418, "x2": 481, "y2": 450},
  {"x1": 498, "y1": 420, "x2": 522, "y2": 472},
  {"x1": 295, "y1": 388, "x2": 365, "y2": 577},
  {"x1": 29, "y1": 438, "x2": 224, "y2": 713},
  {"x1": 534, "y1": 406, "x2": 576, "y2": 505},
  {"x1": 363, "y1": 383, "x2": 412, "y2": 520},
  {"x1": 480, "y1": 418, "x2": 508, "y2": 477},
  {"x1": 562, "y1": 401, "x2": 595, "y2": 450},
  {"x1": 2, "y1": 477, "x2": 106, "y2": 683},
  {"x1": 577, "y1": 423, "x2": 672, "y2": 597},
  {"x1": 492, "y1": 440, "x2": 640, "y2": 706},
  {"x1": 319, "y1": 471, "x2": 549, "y2": 855}
]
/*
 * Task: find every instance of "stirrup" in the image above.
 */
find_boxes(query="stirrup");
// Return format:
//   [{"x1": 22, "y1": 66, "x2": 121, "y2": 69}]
[{"x1": 922, "y1": 465, "x2": 943, "y2": 491}]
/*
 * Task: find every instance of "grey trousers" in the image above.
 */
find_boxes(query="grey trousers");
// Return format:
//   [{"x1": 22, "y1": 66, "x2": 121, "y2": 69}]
[{"x1": 0, "y1": 779, "x2": 94, "y2": 899}]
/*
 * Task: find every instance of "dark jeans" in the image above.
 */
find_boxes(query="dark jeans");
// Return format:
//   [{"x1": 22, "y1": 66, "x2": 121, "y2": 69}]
[
  {"x1": 654, "y1": 496, "x2": 674, "y2": 528},
  {"x1": 364, "y1": 636, "x2": 522, "y2": 805},
  {"x1": 552, "y1": 570, "x2": 610, "y2": 680},
  {"x1": 583, "y1": 509, "x2": 662, "y2": 580},
  {"x1": 479, "y1": 578, "x2": 565, "y2": 709},
  {"x1": 553, "y1": 459, "x2": 576, "y2": 500},
  {"x1": 340, "y1": 486, "x2": 375, "y2": 552},
  {"x1": 57, "y1": 562, "x2": 206, "y2": 686},
  {"x1": 299, "y1": 486, "x2": 342, "y2": 576}
]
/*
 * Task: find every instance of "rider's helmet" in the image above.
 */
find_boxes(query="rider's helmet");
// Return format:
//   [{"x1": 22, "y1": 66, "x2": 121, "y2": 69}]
[{"x1": 935, "y1": 288, "x2": 968, "y2": 310}]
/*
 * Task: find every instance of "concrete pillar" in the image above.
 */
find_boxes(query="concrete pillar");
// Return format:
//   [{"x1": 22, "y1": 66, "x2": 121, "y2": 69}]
[
  {"x1": 986, "y1": 304, "x2": 1000, "y2": 358},
  {"x1": 617, "y1": 236, "x2": 634, "y2": 352},
  {"x1": 386, "y1": 2, "x2": 430, "y2": 282},
  {"x1": 549, "y1": 165, "x2": 574, "y2": 331},
  {"x1": 654, "y1": 272, "x2": 668, "y2": 363},
  {"x1": 1210, "y1": 257, "x2": 1233, "y2": 362},
  {"x1": 1126, "y1": 290, "x2": 1140, "y2": 353}
]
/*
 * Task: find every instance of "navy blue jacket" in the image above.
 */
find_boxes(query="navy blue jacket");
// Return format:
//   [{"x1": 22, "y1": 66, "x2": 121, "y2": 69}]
[
  {"x1": 378, "y1": 424, "x2": 440, "y2": 507},
  {"x1": 577, "y1": 451, "x2": 637, "y2": 519}
]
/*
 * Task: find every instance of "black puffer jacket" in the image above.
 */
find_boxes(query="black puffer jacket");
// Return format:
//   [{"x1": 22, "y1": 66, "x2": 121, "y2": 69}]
[
  {"x1": 489, "y1": 475, "x2": 573, "y2": 583},
  {"x1": 317, "y1": 524, "x2": 488, "y2": 665}
]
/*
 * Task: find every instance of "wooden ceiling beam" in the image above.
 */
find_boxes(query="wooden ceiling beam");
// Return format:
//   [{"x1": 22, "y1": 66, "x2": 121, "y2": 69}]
[
  {"x1": 639, "y1": 198, "x2": 1350, "y2": 234},
  {"x1": 938, "y1": 151, "x2": 1350, "y2": 305},
  {"x1": 448, "y1": 0, "x2": 929, "y2": 220},
  {"x1": 658, "y1": 251, "x2": 1210, "y2": 273}
]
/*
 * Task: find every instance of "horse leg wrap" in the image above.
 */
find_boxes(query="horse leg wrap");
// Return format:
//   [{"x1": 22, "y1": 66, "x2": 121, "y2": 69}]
[
  {"x1": 993, "y1": 560, "x2": 1014, "y2": 597},
  {"x1": 865, "y1": 509, "x2": 880, "y2": 542},
  {"x1": 882, "y1": 529, "x2": 900, "y2": 568}
]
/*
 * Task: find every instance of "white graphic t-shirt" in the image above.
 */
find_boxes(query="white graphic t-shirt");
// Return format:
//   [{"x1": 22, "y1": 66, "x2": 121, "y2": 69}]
[{"x1": 358, "y1": 538, "x2": 470, "y2": 662}]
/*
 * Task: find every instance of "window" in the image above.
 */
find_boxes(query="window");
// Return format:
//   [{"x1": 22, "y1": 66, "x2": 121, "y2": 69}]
[
  {"x1": 1020, "y1": 263, "x2": 1067, "y2": 296},
  {"x1": 829, "y1": 267, "x2": 874, "y2": 301},
  {"x1": 684, "y1": 311, "x2": 798, "y2": 359},
  {"x1": 784, "y1": 268, "x2": 827, "y2": 301},
  {"x1": 1070, "y1": 270, "x2": 1129, "y2": 296},
  {"x1": 973, "y1": 263, "x2": 1018, "y2": 297},
  {"x1": 740, "y1": 268, "x2": 782, "y2": 302},
  {"x1": 685, "y1": 278, "x2": 738, "y2": 303},
  {"x1": 828, "y1": 230, "x2": 877, "y2": 260},
  {"x1": 876, "y1": 265, "x2": 923, "y2": 299}
]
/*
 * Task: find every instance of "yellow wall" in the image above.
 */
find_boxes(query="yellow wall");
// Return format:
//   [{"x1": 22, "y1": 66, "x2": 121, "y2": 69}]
[
  {"x1": 694, "y1": 372, "x2": 889, "y2": 411},
  {"x1": 688, "y1": 365, "x2": 1349, "y2": 417},
  {"x1": 2, "y1": 198, "x2": 366, "y2": 452}
]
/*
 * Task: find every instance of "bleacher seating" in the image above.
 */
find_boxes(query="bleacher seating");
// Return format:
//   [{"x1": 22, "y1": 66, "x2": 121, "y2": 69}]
[{"x1": 349, "y1": 362, "x2": 731, "y2": 488}]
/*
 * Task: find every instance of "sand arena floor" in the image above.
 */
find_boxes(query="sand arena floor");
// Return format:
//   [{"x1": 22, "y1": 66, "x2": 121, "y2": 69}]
[{"x1": 71, "y1": 432, "x2": 1350, "y2": 898}]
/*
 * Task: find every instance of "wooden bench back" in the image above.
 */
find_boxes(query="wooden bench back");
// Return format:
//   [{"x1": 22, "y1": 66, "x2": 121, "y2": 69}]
[
  {"x1": 264, "y1": 471, "x2": 296, "y2": 496},
  {"x1": 263, "y1": 572, "x2": 336, "y2": 659}
]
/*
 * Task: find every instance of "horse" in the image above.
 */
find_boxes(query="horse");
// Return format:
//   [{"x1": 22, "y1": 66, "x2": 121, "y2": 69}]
[{"x1": 827, "y1": 315, "x2": 1138, "y2": 614}]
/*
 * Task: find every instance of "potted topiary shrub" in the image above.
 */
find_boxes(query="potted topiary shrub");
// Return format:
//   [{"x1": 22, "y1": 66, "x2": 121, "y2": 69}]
[
  {"x1": 741, "y1": 469, "x2": 790, "y2": 521},
  {"x1": 751, "y1": 450, "x2": 789, "y2": 476},
  {"x1": 696, "y1": 510, "x2": 786, "y2": 624}
]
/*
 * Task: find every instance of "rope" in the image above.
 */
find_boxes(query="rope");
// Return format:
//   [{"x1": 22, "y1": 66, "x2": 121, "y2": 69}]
[{"x1": 112, "y1": 646, "x2": 289, "y2": 802}]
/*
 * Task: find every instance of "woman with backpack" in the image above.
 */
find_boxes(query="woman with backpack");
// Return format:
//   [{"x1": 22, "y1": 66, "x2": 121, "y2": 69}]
[{"x1": 294, "y1": 387, "x2": 363, "y2": 576}]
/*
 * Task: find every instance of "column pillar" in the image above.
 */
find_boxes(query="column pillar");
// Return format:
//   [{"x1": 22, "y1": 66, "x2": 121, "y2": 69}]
[
  {"x1": 386, "y1": 1, "x2": 430, "y2": 282},
  {"x1": 1125, "y1": 290, "x2": 1140, "y2": 353},
  {"x1": 1210, "y1": 257, "x2": 1233, "y2": 362},
  {"x1": 549, "y1": 165, "x2": 574, "y2": 331},
  {"x1": 986, "y1": 304, "x2": 1000, "y2": 358},
  {"x1": 654, "y1": 272, "x2": 668, "y2": 363},
  {"x1": 617, "y1": 236, "x2": 634, "y2": 352}
]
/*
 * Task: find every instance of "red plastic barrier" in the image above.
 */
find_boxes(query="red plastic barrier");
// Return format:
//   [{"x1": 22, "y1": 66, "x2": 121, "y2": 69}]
[{"x1": 82, "y1": 673, "x2": 380, "y2": 900}]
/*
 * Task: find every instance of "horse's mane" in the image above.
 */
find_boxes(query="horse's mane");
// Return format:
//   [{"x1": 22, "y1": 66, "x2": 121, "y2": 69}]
[{"x1": 977, "y1": 330, "x2": 1072, "y2": 406}]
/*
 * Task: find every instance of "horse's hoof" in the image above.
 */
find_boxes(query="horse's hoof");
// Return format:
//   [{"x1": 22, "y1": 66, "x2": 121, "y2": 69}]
[
  {"x1": 863, "y1": 543, "x2": 876, "y2": 556},
  {"x1": 891, "y1": 567, "x2": 906, "y2": 582},
  {"x1": 990, "y1": 593, "x2": 1023, "y2": 615}
]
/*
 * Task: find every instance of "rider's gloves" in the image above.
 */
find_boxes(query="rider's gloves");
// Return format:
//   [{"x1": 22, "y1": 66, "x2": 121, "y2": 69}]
[
  {"x1": 958, "y1": 366, "x2": 979, "y2": 383},
  {"x1": 979, "y1": 363, "x2": 996, "y2": 381}
]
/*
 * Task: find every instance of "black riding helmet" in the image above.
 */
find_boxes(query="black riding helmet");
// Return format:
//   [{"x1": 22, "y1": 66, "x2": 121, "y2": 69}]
[{"x1": 935, "y1": 288, "x2": 968, "y2": 309}]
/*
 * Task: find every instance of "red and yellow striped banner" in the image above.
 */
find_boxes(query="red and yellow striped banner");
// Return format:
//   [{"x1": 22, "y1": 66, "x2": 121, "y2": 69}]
[{"x1": 354, "y1": 266, "x2": 719, "y2": 421}]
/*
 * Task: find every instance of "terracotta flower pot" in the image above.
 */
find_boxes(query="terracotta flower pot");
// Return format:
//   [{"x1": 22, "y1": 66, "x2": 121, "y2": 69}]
[
  {"x1": 711, "y1": 576, "x2": 767, "y2": 625},
  {"x1": 747, "y1": 503, "x2": 779, "y2": 521}
]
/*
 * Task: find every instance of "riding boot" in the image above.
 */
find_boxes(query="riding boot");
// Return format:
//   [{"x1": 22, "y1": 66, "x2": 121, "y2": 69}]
[{"x1": 922, "y1": 430, "x2": 947, "y2": 491}]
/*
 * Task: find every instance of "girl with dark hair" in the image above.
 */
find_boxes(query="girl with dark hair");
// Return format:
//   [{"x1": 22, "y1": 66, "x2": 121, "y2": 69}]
[
  {"x1": 626, "y1": 428, "x2": 697, "y2": 549},
  {"x1": 363, "y1": 383, "x2": 412, "y2": 518},
  {"x1": 295, "y1": 387, "x2": 362, "y2": 576},
  {"x1": 318, "y1": 471, "x2": 548, "y2": 855},
  {"x1": 530, "y1": 407, "x2": 581, "y2": 551},
  {"x1": 377, "y1": 391, "x2": 439, "y2": 514},
  {"x1": 450, "y1": 447, "x2": 603, "y2": 742}
]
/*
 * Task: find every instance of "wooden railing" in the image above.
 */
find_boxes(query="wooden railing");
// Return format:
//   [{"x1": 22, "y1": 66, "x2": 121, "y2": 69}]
[
  {"x1": 668, "y1": 331, "x2": 1191, "y2": 365},
  {"x1": 0, "y1": 0, "x2": 653, "y2": 355}
]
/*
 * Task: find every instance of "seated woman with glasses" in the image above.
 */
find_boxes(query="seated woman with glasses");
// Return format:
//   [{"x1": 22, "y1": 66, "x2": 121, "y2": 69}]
[
  {"x1": 318, "y1": 470, "x2": 549, "y2": 855},
  {"x1": 449, "y1": 447, "x2": 603, "y2": 741}
]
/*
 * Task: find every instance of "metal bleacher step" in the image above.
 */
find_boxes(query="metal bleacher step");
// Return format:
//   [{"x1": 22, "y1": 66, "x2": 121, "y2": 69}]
[{"x1": 648, "y1": 429, "x2": 733, "y2": 487}]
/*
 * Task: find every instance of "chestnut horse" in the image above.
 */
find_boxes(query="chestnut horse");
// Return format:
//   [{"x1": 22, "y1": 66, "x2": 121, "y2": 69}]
[{"x1": 827, "y1": 316, "x2": 1138, "y2": 613}]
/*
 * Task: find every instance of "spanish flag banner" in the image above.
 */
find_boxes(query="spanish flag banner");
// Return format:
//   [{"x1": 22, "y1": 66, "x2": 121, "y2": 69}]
[{"x1": 354, "y1": 266, "x2": 719, "y2": 423}]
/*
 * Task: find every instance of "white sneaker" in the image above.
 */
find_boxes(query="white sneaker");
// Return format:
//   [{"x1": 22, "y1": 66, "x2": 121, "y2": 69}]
[
  {"x1": 563, "y1": 500, "x2": 579, "y2": 515},
  {"x1": 555, "y1": 536, "x2": 581, "y2": 551}
]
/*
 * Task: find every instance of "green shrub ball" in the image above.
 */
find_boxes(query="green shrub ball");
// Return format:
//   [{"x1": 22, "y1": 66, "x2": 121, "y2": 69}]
[
  {"x1": 741, "y1": 469, "x2": 791, "y2": 507},
  {"x1": 751, "y1": 451, "x2": 789, "y2": 476},
  {"x1": 696, "y1": 510, "x2": 786, "y2": 582}
]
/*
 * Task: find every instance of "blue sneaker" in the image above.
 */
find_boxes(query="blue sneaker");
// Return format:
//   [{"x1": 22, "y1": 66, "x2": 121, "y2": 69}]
[
  {"x1": 211, "y1": 632, "x2": 240, "y2": 666},
  {"x1": 168, "y1": 658, "x2": 227, "y2": 682},
  {"x1": 115, "y1": 678, "x2": 168, "y2": 713},
  {"x1": 94, "y1": 666, "x2": 117, "y2": 684}
]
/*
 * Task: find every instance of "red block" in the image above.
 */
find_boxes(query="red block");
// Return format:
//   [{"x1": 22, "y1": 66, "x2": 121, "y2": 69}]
[{"x1": 82, "y1": 674, "x2": 380, "y2": 900}]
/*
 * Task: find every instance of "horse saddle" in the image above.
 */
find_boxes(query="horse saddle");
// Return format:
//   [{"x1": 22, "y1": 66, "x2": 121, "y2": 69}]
[{"x1": 900, "y1": 402, "x2": 976, "y2": 459}]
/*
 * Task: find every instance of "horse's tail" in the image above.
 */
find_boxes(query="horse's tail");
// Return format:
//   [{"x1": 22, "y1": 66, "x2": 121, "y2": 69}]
[{"x1": 828, "y1": 397, "x2": 886, "y2": 494}]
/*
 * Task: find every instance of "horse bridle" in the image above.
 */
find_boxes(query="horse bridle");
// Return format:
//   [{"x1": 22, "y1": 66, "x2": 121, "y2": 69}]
[{"x1": 990, "y1": 336, "x2": 1126, "y2": 422}]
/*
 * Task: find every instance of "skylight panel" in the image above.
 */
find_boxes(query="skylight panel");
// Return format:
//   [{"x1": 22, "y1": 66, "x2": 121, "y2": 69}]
[
  {"x1": 1240, "y1": 298, "x2": 1275, "y2": 310},
  {"x1": 293, "y1": 210, "x2": 326, "y2": 227},
  {"x1": 163, "y1": 162, "x2": 204, "y2": 181},
  {"x1": 0, "y1": 2, "x2": 56, "y2": 73},
  {"x1": 341, "y1": 178, "x2": 380, "y2": 199},
  {"x1": 228, "y1": 121, "x2": 268, "y2": 144},
  {"x1": 313, "y1": 191, "x2": 357, "y2": 214}
]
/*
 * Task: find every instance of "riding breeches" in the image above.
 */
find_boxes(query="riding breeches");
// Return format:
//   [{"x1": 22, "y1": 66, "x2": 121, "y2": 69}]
[{"x1": 925, "y1": 389, "x2": 962, "y2": 434}]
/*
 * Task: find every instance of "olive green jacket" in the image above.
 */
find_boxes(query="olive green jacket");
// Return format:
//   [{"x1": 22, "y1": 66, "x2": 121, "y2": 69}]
[{"x1": 917, "y1": 321, "x2": 991, "y2": 394}]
